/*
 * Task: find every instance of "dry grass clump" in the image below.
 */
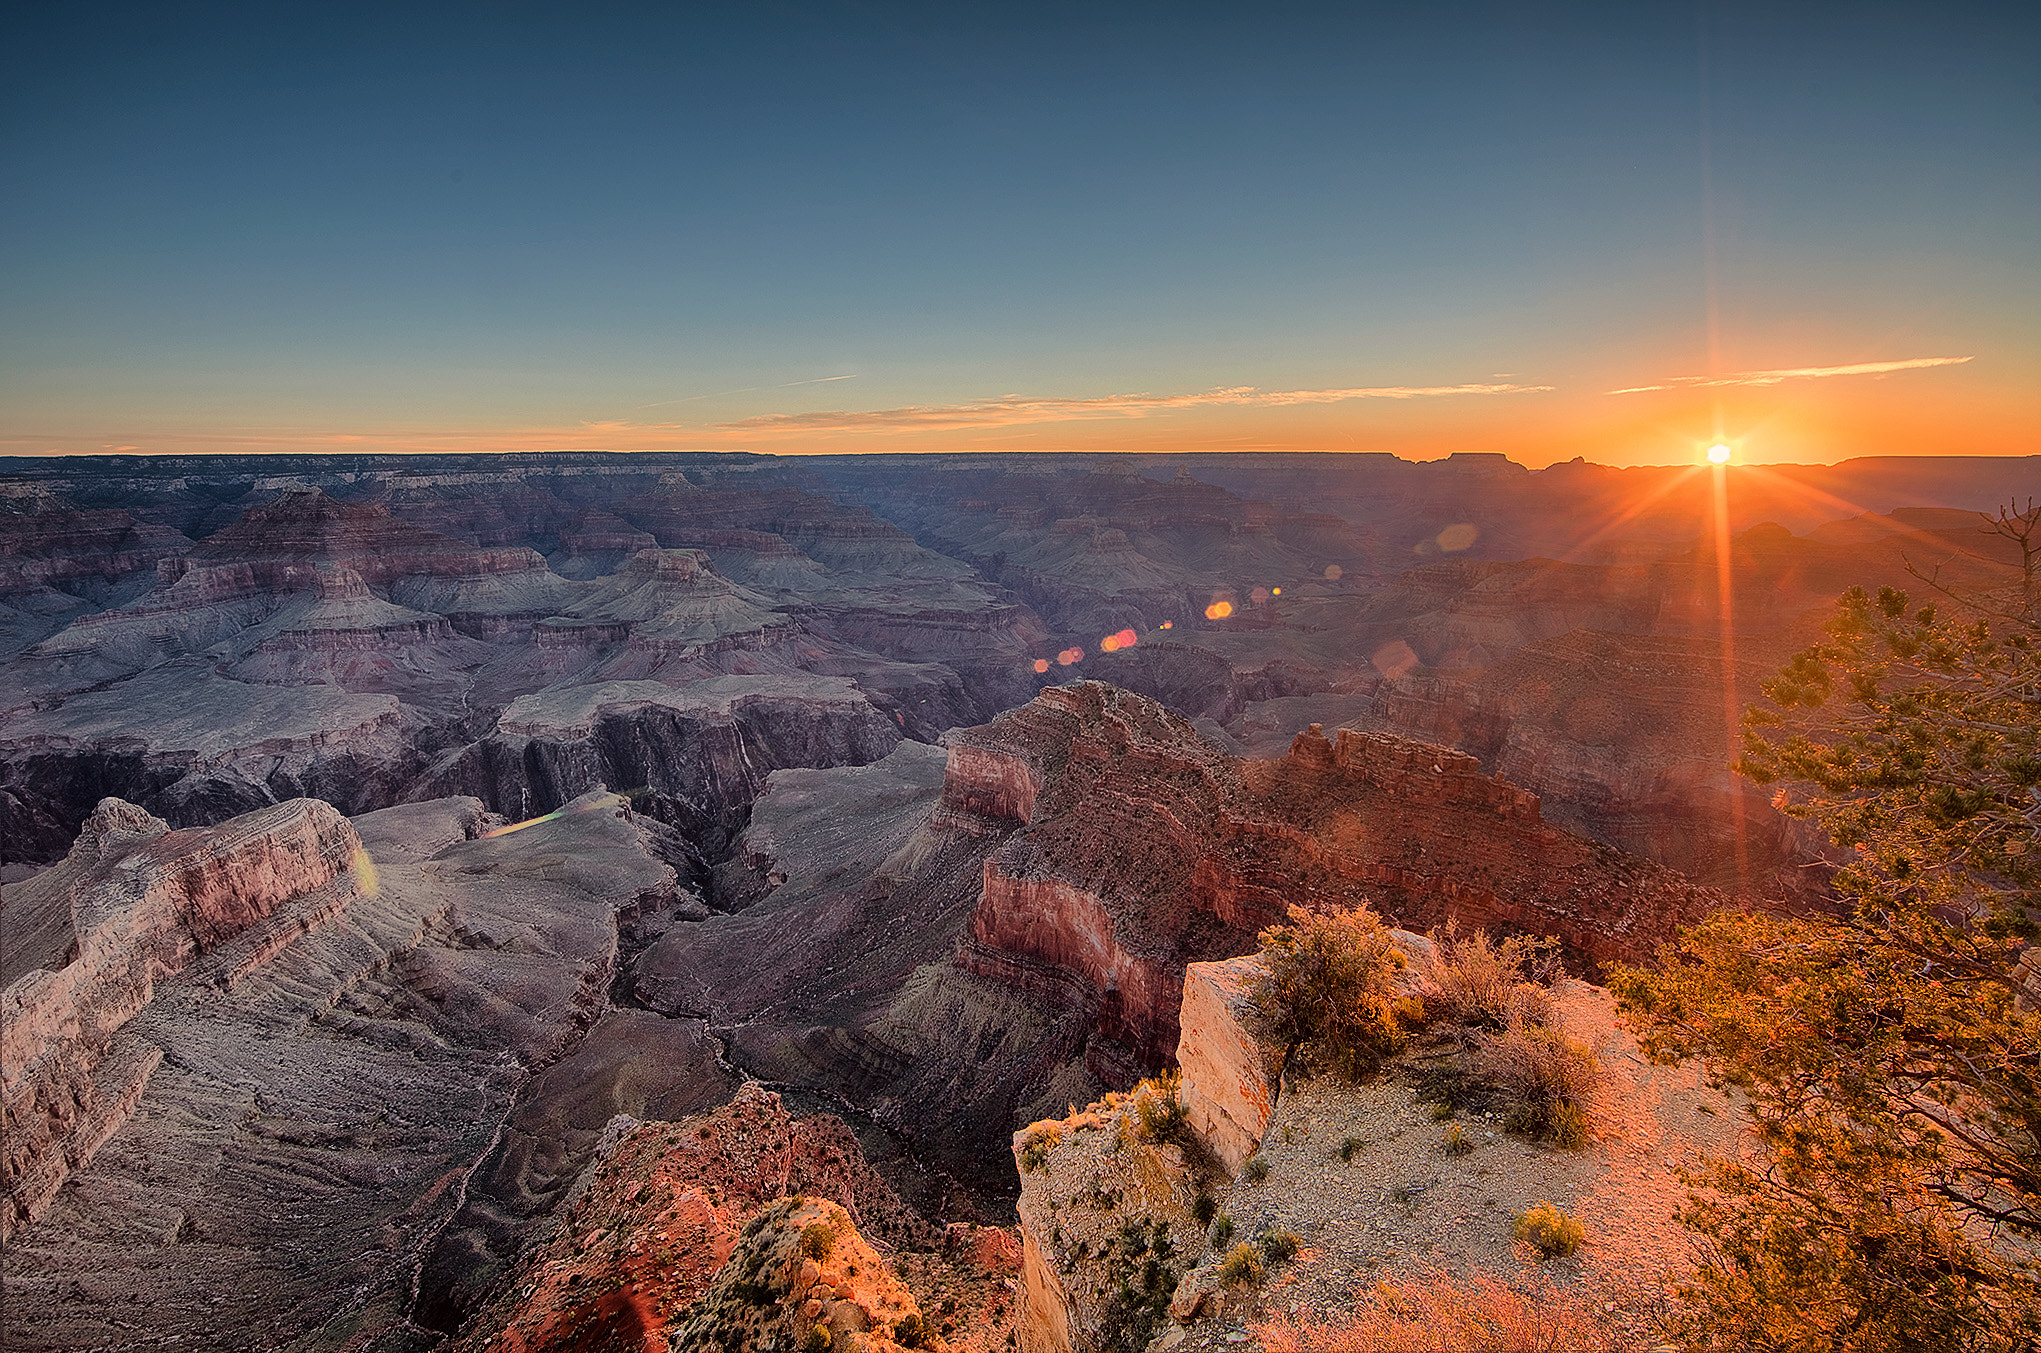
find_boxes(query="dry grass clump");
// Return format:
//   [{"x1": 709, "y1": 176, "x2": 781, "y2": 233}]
[
  {"x1": 1514, "y1": 1201, "x2": 1586, "y2": 1258},
  {"x1": 1017, "y1": 1122, "x2": 1061, "y2": 1172},
  {"x1": 1477, "y1": 1018, "x2": 1605, "y2": 1147},
  {"x1": 1216, "y1": 1241, "x2": 1265, "y2": 1287},
  {"x1": 1253, "y1": 1269, "x2": 1615, "y2": 1353},
  {"x1": 1129, "y1": 1070, "x2": 1190, "y2": 1146},
  {"x1": 1416, "y1": 925, "x2": 1560, "y2": 1031}
]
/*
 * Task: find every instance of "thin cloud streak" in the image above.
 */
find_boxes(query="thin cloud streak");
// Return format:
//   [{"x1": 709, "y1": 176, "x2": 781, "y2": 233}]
[
  {"x1": 719, "y1": 382, "x2": 1552, "y2": 434},
  {"x1": 1610, "y1": 355, "x2": 1974, "y2": 395},
  {"x1": 638, "y1": 373, "x2": 859, "y2": 410}
]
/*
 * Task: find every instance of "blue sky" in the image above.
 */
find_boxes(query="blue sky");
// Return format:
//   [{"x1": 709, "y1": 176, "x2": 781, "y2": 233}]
[{"x1": 4, "y1": 2, "x2": 2035, "y2": 463}]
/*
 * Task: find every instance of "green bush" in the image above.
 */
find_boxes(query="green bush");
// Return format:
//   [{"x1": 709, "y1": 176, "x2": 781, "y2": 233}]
[
  {"x1": 894, "y1": 1312, "x2": 930, "y2": 1348},
  {"x1": 802, "y1": 1324, "x2": 832, "y2": 1353},
  {"x1": 1339, "y1": 1134, "x2": 1367, "y2": 1162},
  {"x1": 1217, "y1": 1241, "x2": 1265, "y2": 1287},
  {"x1": 1258, "y1": 1228, "x2": 1301, "y2": 1265},
  {"x1": 799, "y1": 1220, "x2": 838, "y2": 1260},
  {"x1": 1209, "y1": 1213, "x2": 1234, "y2": 1248},
  {"x1": 1131, "y1": 1071, "x2": 1190, "y2": 1146},
  {"x1": 1248, "y1": 904, "x2": 1410, "y2": 1077},
  {"x1": 1243, "y1": 1155, "x2": 1270, "y2": 1183},
  {"x1": 1192, "y1": 1191, "x2": 1217, "y2": 1225},
  {"x1": 1514, "y1": 1201, "x2": 1584, "y2": 1258},
  {"x1": 1443, "y1": 1122, "x2": 1473, "y2": 1156}
]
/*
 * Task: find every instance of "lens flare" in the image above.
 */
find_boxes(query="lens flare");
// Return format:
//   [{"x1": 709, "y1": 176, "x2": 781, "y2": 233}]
[
  {"x1": 1033, "y1": 658, "x2": 1050, "y2": 673},
  {"x1": 1205, "y1": 599, "x2": 1233, "y2": 620},
  {"x1": 1706, "y1": 443, "x2": 1733, "y2": 464},
  {"x1": 1159, "y1": 620, "x2": 1173, "y2": 629},
  {"x1": 1323, "y1": 564, "x2": 1343, "y2": 581}
]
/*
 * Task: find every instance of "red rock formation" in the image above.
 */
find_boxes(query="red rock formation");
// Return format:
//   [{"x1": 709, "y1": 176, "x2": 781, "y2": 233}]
[{"x1": 453, "y1": 1082, "x2": 1018, "y2": 1353}]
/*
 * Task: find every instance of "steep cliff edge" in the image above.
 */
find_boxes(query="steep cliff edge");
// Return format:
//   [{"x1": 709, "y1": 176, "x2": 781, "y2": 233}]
[{"x1": 1, "y1": 795, "x2": 362, "y2": 1239}]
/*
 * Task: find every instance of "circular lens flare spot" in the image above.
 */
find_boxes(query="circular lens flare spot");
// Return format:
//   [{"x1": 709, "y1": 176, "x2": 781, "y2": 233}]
[
  {"x1": 1436, "y1": 523, "x2": 1478, "y2": 552},
  {"x1": 1323, "y1": 564, "x2": 1343, "y2": 581},
  {"x1": 1270, "y1": 587, "x2": 1281, "y2": 596},
  {"x1": 1205, "y1": 599, "x2": 1234, "y2": 620},
  {"x1": 1159, "y1": 619, "x2": 1173, "y2": 629},
  {"x1": 1707, "y1": 444, "x2": 1733, "y2": 464},
  {"x1": 1033, "y1": 658, "x2": 1050, "y2": 674}
]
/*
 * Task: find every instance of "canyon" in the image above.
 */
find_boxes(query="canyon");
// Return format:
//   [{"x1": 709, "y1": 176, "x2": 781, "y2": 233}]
[{"x1": 3, "y1": 449, "x2": 2036, "y2": 1350}]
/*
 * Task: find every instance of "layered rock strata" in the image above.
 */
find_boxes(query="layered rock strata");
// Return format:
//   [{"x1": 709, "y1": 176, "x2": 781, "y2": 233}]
[{"x1": 1, "y1": 796, "x2": 362, "y2": 1240}]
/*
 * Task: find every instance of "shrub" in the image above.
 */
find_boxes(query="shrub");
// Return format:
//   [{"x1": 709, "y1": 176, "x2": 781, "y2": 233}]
[
  {"x1": 1018, "y1": 1123, "x2": 1062, "y2": 1172},
  {"x1": 1514, "y1": 1202, "x2": 1584, "y2": 1258},
  {"x1": 1258, "y1": 1228, "x2": 1301, "y2": 1265},
  {"x1": 1339, "y1": 1135, "x2": 1367, "y2": 1162},
  {"x1": 1210, "y1": 1213, "x2": 1234, "y2": 1248},
  {"x1": 1252, "y1": 1268, "x2": 1614, "y2": 1352},
  {"x1": 802, "y1": 1324, "x2": 832, "y2": 1353},
  {"x1": 1477, "y1": 1017, "x2": 1603, "y2": 1144},
  {"x1": 799, "y1": 1220, "x2": 838, "y2": 1260},
  {"x1": 1192, "y1": 1191, "x2": 1217, "y2": 1225},
  {"x1": 1249, "y1": 904, "x2": 1409, "y2": 1077},
  {"x1": 1429, "y1": 1100, "x2": 1455, "y2": 1122},
  {"x1": 894, "y1": 1312, "x2": 930, "y2": 1348},
  {"x1": 1131, "y1": 1071, "x2": 1190, "y2": 1146},
  {"x1": 1442, "y1": 1123, "x2": 1473, "y2": 1156},
  {"x1": 1243, "y1": 1155, "x2": 1270, "y2": 1183},
  {"x1": 1217, "y1": 1241, "x2": 1265, "y2": 1286},
  {"x1": 1416, "y1": 925, "x2": 1563, "y2": 1031}
]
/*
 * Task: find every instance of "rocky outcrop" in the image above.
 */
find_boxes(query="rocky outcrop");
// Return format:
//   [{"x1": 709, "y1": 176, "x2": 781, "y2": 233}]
[
  {"x1": 452, "y1": 1082, "x2": 1017, "y2": 1353},
  {"x1": 1011, "y1": 1086, "x2": 1212, "y2": 1353},
  {"x1": 1174, "y1": 953, "x2": 1277, "y2": 1177},
  {"x1": 1, "y1": 796, "x2": 361, "y2": 1239}
]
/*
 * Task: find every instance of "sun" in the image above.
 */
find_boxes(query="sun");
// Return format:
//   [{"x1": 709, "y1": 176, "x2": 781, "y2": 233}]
[{"x1": 1706, "y1": 443, "x2": 1733, "y2": 465}]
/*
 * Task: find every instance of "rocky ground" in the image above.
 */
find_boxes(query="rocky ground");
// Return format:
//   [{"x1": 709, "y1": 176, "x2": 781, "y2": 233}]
[{"x1": 1018, "y1": 977, "x2": 1742, "y2": 1353}]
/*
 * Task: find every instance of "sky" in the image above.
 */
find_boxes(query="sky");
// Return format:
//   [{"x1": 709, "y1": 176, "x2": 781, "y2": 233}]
[{"x1": 3, "y1": 1, "x2": 2036, "y2": 467}]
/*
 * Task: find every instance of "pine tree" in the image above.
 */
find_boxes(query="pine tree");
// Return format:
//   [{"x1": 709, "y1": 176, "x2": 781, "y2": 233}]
[{"x1": 1613, "y1": 504, "x2": 2041, "y2": 1351}]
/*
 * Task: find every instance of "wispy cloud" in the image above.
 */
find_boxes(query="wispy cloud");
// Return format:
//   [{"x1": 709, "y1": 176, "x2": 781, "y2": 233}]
[
  {"x1": 638, "y1": 373, "x2": 859, "y2": 410},
  {"x1": 1, "y1": 379, "x2": 1549, "y2": 456},
  {"x1": 1610, "y1": 355, "x2": 1974, "y2": 395},
  {"x1": 718, "y1": 381, "x2": 1551, "y2": 434}
]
